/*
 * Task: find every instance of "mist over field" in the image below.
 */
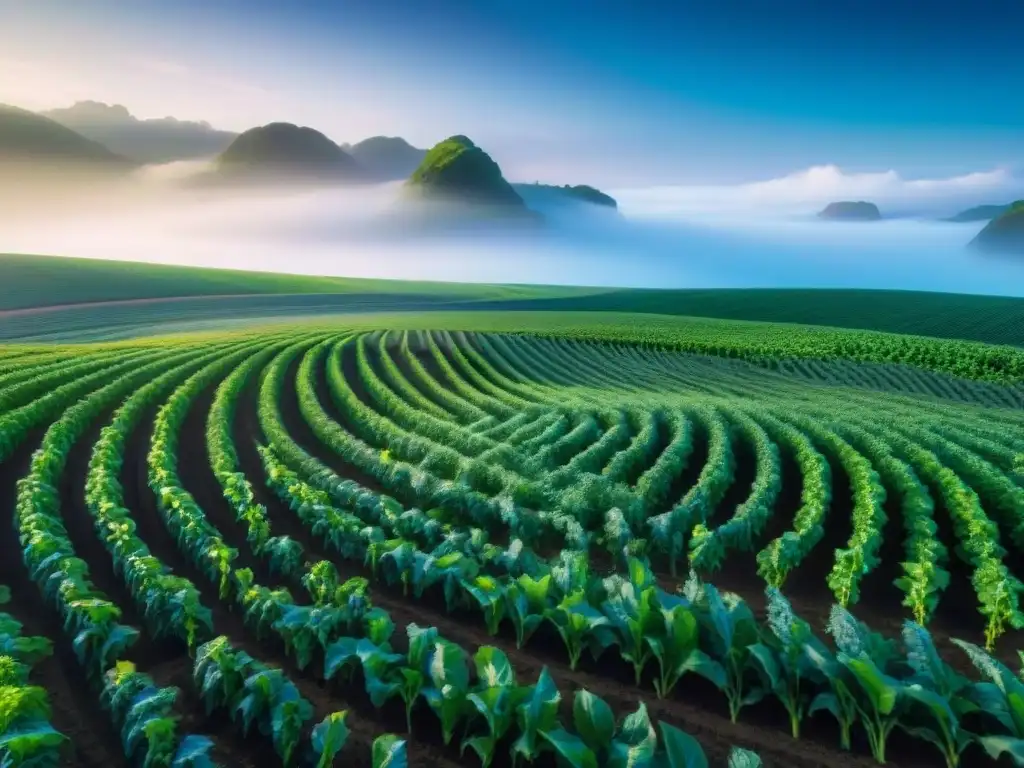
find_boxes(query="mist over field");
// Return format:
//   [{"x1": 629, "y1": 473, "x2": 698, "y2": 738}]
[{"x1": 2, "y1": 161, "x2": 1023, "y2": 297}]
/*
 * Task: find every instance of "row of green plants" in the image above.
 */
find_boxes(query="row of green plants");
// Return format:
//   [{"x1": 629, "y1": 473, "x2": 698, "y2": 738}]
[
  {"x1": 360, "y1": 333, "x2": 533, "y2": 476},
  {"x1": 0, "y1": 347, "x2": 173, "y2": 462},
  {"x1": 392, "y1": 329, "x2": 490, "y2": 424},
  {"x1": 371, "y1": 331, "x2": 828, "y2": 595},
  {"x1": 0, "y1": 585, "x2": 66, "y2": 768},
  {"x1": 132, "y1": 337, "x2": 761, "y2": 767},
  {"x1": 799, "y1": 405, "x2": 1022, "y2": 647},
  {"x1": 0, "y1": 348, "x2": 128, "y2": 410},
  {"x1": 481, "y1": 315, "x2": 1024, "y2": 383},
  {"x1": 251, "y1": 362, "x2": 1024, "y2": 768},
  {"x1": 339, "y1": 329, "x2": 1024, "y2": 645},
  {"x1": 152, "y1": 352, "x2": 764, "y2": 768},
  {"x1": 339, "y1": 334, "x2": 804, "y2": 602},
  {"x1": 702, "y1": 339, "x2": 1021, "y2": 638},
  {"x1": 0, "y1": 347, "x2": 152, "y2": 407},
  {"x1": 688, "y1": 410, "x2": 781, "y2": 573},
  {"x1": 79, "y1": 337, "x2": 367, "y2": 766},
  {"x1": 13, "y1": 345, "x2": 229, "y2": 767},
  {"x1": 324, "y1": 620, "x2": 760, "y2": 768},
  {"x1": 256, "y1": 430, "x2": 1024, "y2": 768}
]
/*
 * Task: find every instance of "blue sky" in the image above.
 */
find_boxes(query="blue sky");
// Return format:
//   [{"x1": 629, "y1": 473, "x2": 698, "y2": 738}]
[{"x1": 2, "y1": 0, "x2": 1023, "y2": 185}]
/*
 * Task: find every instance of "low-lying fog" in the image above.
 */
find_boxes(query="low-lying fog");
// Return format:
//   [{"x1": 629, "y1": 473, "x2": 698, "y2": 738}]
[{"x1": 1, "y1": 161, "x2": 1023, "y2": 296}]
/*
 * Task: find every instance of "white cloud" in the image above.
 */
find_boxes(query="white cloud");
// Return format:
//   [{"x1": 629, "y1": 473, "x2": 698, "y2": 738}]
[{"x1": 615, "y1": 164, "x2": 1024, "y2": 219}]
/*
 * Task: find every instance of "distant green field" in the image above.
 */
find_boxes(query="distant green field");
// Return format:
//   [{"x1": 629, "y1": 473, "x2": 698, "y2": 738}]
[
  {"x1": 0, "y1": 253, "x2": 604, "y2": 310},
  {"x1": 4, "y1": 253, "x2": 1024, "y2": 348},
  {"x1": 482, "y1": 288, "x2": 1024, "y2": 347}
]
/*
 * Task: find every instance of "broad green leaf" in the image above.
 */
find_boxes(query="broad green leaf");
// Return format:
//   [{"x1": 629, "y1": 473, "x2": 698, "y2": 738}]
[
  {"x1": 573, "y1": 690, "x2": 615, "y2": 754},
  {"x1": 474, "y1": 646, "x2": 514, "y2": 688},
  {"x1": 657, "y1": 721, "x2": 707, "y2": 768},
  {"x1": 608, "y1": 703, "x2": 657, "y2": 768},
  {"x1": 808, "y1": 691, "x2": 838, "y2": 719},
  {"x1": 977, "y1": 735, "x2": 1024, "y2": 764},
  {"x1": 312, "y1": 711, "x2": 349, "y2": 768},
  {"x1": 747, "y1": 644, "x2": 782, "y2": 692},
  {"x1": 841, "y1": 654, "x2": 898, "y2": 715},
  {"x1": 513, "y1": 668, "x2": 561, "y2": 762},
  {"x1": 429, "y1": 640, "x2": 469, "y2": 691},
  {"x1": 372, "y1": 734, "x2": 408, "y2": 768},
  {"x1": 541, "y1": 728, "x2": 598, "y2": 768}
]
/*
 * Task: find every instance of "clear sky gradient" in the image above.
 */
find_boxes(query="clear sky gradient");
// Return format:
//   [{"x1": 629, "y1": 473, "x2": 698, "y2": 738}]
[{"x1": 2, "y1": 0, "x2": 1023, "y2": 186}]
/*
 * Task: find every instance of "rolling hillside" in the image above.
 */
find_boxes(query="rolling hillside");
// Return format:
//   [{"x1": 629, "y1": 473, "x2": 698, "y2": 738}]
[{"x1": 0, "y1": 104, "x2": 130, "y2": 165}]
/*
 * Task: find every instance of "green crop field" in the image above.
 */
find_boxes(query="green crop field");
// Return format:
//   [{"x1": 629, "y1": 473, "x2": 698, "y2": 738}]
[
  {"x1": 2, "y1": 312, "x2": 1024, "y2": 768},
  {"x1": 5, "y1": 254, "x2": 1024, "y2": 348},
  {"x1": 480, "y1": 287, "x2": 1024, "y2": 347}
]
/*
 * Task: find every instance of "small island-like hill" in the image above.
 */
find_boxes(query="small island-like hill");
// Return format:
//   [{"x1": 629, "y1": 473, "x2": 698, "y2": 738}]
[
  {"x1": 817, "y1": 201, "x2": 882, "y2": 221},
  {"x1": 405, "y1": 135, "x2": 539, "y2": 221},
  {"x1": 210, "y1": 122, "x2": 362, "y2": 184},
  {"x1": 344, "y1": 136, "x2": 427, "y2": 181},
  {"x1": 969, "y1": 201, "x2": 1024, "y2": 255},
  {"x1": 943, "y1": 204, "x2": 1011, "y2": 223},
  {"x1": 41, "y1": 101, "x2": 237, "y2": 164},
  {"x1": 0, "y1": 103, "x2": 132, "y2": 168},
  {"x1": 512, "y1": 182, "x2": 618, "y2": 210}
]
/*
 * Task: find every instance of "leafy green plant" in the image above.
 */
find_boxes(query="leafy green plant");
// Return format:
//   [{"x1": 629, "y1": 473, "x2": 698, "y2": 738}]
[
  {"x1": 102, "y1": 660, "x2": 217, "y2": 768},
  {"x1": 311, "y1": 711, "x2": 349, "y2": 768},
  {"x1": 827, "y1": 605, "x2": 904, "y2": 762},
  {"x1": 465, "y1": 576, "x2": 507, "y2": 636},
  {"x1": 747, "y1": 588, "x2": 830, "y2": 738},
  {"x1": 0, "y1": 682, "x2": 66, "y2": 768},
  {"x1": 600, "y1": 558, "x2": 662, "y2": 684},
  {"x1": 463, "y1": 647, "x2": 530, "y2": 768},
  {"x1": 421, "y1": 638, "x2": 471, "y2": 745},
  {"x1": 645, "y1": 599, "x2": 722, "y2": 699},
  {"x1": 236, "y1": 667, "x2": 313, "y2": 766},
  {"x1": 897, "y1": 622, "x2": 975, "y2": 767},
  {"x1": 693, "y1": 584, "x2": 764, "y2": 723},
  {"x1": 193, "y1": 637, "x2": 255, "y2": 715},
  {"x1": 505, "y1": 574, "x2": 552, "y2": 649},
  {"x1": 547, "y1": 590, "x2": 615, "y2": 671},
  {"x1": 397, "y1": 624, "x2": 438, "y2": 733},
  {"x1": 570, "y1": 692, "x2": 657, "y2": 768},
  {"x1": 323, "y1": 635, "x2": 403, "y2": 708},
  {"x1": 952, "y1": 638, "x2": 1024, "y2": 765},
  {"x1": 512, "y1": 667, "x2": 561, "y2": 765}
]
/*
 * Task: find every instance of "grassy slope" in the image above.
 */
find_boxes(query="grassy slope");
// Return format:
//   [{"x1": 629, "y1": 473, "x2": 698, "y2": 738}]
[
  {"x1": 0, "y1": 104, "x2": 129, "y2": 164},
  {"x1": 0, "y1": 253, "x2": 604, "y2": 310},
  {"x1": 4, "y1": 253, "x2": 1024, "y2": 348}
]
